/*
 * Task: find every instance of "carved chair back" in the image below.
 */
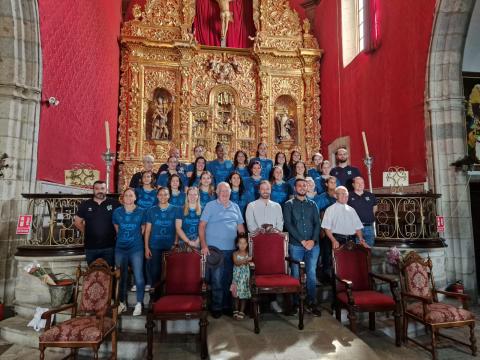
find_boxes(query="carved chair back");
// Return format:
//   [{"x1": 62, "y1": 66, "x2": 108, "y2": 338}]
[
  {"x1": 333, "y1": 241, "x2": 372, "y2": 291},
  {"x1": 248, "y1": 231, "x2": 289, "y2": 275},
  {"x1": 399, "y1": 251, "x2": 436, "y2": 301},
  {"x1": 161, "y1": 247, "x2": 205, "y2": 295}
]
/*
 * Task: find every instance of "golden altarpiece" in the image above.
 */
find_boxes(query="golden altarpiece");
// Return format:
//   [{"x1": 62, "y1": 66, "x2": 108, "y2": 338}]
[{"x1": 117, "y1": 0, "x2": 322, "y2": 188}]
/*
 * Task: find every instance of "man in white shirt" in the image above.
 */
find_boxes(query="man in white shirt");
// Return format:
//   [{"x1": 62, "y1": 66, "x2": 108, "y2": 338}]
[
  {"x1": 245, "y1": 180, "x2": 283, "y2": 233},
  {"x1": 321, "y1": 186, "x2": 367, "y2": 249}
]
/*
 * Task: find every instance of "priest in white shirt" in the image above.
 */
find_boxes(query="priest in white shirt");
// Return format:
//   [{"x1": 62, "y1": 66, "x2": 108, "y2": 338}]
[
  {"x1": 245, "y1": 180, "x2": 284, "y2": 233},
  {"x1": 321, "y1": 186, "x2": 368, "y2": 249}
]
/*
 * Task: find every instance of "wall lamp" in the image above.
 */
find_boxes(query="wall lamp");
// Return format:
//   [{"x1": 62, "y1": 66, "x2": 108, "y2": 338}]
[{"x1": 0, "y1": 153, "x2": 9, "y2": 179}]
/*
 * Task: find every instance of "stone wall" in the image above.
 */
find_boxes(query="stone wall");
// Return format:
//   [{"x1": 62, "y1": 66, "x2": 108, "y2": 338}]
[{"x1": 0, "y1": 0, "x2": 41, "y2": 304}]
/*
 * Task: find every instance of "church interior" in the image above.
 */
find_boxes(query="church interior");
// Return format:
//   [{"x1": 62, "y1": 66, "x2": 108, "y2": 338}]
[{"x1": 0, "y1": 0, "x2": 480, "y2": 358}]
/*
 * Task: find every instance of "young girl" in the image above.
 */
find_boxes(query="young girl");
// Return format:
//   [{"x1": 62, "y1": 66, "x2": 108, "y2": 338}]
[
  {"x1": 308, "y1": 153, "x2": 324, "y2": 180},
  {"x1": 250, "y1": 142, "x2": 273, "y2": 180},
  {"x1": 227, "y1": 171, "x2": 254, "y2": 221},
  {"x1": 245, "y1": 161, "x2": 262, "y2": 199},
  {"x1": 233, "y1": 150, "x2": 250, "y2": 181},
  {"x1": 134, "y1": 171, "x2": 158, "y2": 210},
  {"x1": 198, "y1": 170, "x2": 216, "y2": 208},
  {"x1": 231, "y1": 235, "x2": 252, "y2": 320},
  {"x1": 168, "y1": 174, "x2": 186, "y2": 208},
  {"x1": 287, "y1": 160, "x2": 307, "y2": 194},
  {"x1": 288, "y1": 150, "x2": 301, "y2": 179},
  {"x1": 113, "y1": 188, "x2": 145, "y2": 316},
  {"x1": 316, "y1": 160, "x2": 340, "y2": 193},
  {"x1": 274, "y1": 152, "x2": 290, "y2": 180},
  {"x1": 270, "y1": 165, "x2": 291, "y2": 206},
  {"x1": 207, "y1": 143, "x2": 233, "y2": 185},
  {"x1": 156, "y1": 156, "x2": 187, "y2": 188},
  {"x1": 175, "y1": 187, "x2": 202, "y2": 248},
  {"x1": 188, "y1": 156, "x2": 207, "y2": 187}
]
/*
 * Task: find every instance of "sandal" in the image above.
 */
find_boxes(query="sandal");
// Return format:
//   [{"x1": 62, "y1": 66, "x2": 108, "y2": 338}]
[
  {"x1": 233, "y1": 310, "x2": 239, "y2": 320},
  {"x1": 237, "y1": 312, "x2": 245, "y2": 319}
]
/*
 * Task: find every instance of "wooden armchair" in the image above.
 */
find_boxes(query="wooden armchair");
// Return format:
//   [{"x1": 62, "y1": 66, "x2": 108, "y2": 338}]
[
  {"x1": 39, "y1": 258, "x2": 120, "y2": 359},
  {"x1": 146, "y1": 247, "x2": 208, "y2": 359},
  {"x1": 249, "y1": 230, "x2": 306, "y2": 334},
  {"x1": 332, "y1": 241, "x2": 402, "y2": 346},
  {"x1": 399, "y1": 251, "x2": 476, "y2": 359}
]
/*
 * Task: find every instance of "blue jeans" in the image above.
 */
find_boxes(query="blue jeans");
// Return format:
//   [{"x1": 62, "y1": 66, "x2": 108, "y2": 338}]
[
  {"x1": 206, "y1": 250, "x2": 233, "y2": 311},
  {"x1": 360, "y1": 225, "x2": 375, "y2": 247},
  {"x1": 115, "y1": 248, "x2": 145, "y2": 304},
  {"x1": 85, "y1": 247, "x2": 114, "y2": 267},
  {"x1": 146, "y1": 249, "x2": 164, "y2": 288},
  {"x1": 289, "y1": 244, "x2": 320, "y2": 305}
]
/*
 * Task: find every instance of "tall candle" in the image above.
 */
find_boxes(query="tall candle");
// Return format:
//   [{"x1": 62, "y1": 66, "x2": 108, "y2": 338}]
[
  {"x1": 105, "y1": 121, "x2": 110, "y2": 150},
  {"x1": 362, "y1": 131, "x2": 370, "y2": 158}
]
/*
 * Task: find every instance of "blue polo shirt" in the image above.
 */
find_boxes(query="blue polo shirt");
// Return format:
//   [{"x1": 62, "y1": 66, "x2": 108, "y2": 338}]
[
  {"x1": 134, "y1": 187, "x2": 158, "y2": 210},
  {"x1": 271, "y1": 181, "x2": 291, "y2": 206},
  {"x1": 145, "y1": 205, "x2": 178, "y2": 250},
  {"x1": 112, "y1": 207, "x2": 145, "y2": 252},
  {"x1": 230, "y1": 189, "x2": 254, "y2": 221},
  {"x1": 207, "y1": 159, "x2": 233, "y2": 185},
  {"x1": 244, "y1": 177, "x2": 262, "y2": 199},
  {"x1": 330, "y1": 166, "x2": 361, "y2": 190},
  {"x1": 156, "y1": 172, "x2": 187, "y2": 188},
  {"x1": 177, "y1": 208, "x2": 201, "y2": 241},
  {"x1": 201, "y1": 200, "x2": 243, "y2": 250},
  {"x1": 199, "y1": 189, "x2": 216, "y2": 208},
  {"x1": 316, "y1": 192, "x2": 337, "y2": 213},
  {"x1": 250, "y1": 157, "x2": 273, "y2": 180},
  {"x1": 315, "y1": 176, "x2": 341, "y2": 194},
  {"x1": 169, "y1": 191, "x2": 186, "y2": 208},
  {"x1": 348, "y1": 191, "x2": 378, "y2": 224},
  {"x1": 234, "y1": 166, "x2": 250, "y2": 181}
]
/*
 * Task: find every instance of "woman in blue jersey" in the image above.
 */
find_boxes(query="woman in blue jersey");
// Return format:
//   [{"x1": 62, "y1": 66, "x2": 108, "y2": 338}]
[
  {"x1": 250, "y1": 142, "x2": 273, "y2": 180},
  {"x1": 113, "y1": 188, "x2": 145, "y2": 316},
  {"x1": 175, "y1": 187, "x2": 202, "y2": 248},
  {"x1": 168, "y1": 174, "x2": 186, "y2": 208},
  {"x1": 227, "y1": 171, "x2": 254, "y2": 221},
  {"x1": 316, "y1": 160, "x2": 340, "y2": 193},
  {"x1": 233, "y1": 150, "x2": 250, "y2": 181},
  {"x1": 198, "y1": 170, "x2": 216, "y2": 208},
  {"x1": 144, "y1": 187, "x2": 177, "y2": 294},
  {"x1": 287, "y1": 150, "x2": 302, "y2": 179},
  {"x1": 270, "y1": 165, "x2": 291, "y2": 206},
  {"x1": 156, "y1": 156, "x2": 187, "y2": 189},
  {"x1": 274, "y1": 152, "x2": 290, "y2": 180},
  {"x1": 188, "y1": 156, "x2": 207, "y2": 187},
  {"x1": 207, "y1": 143, "x2": 233, "y2": 185},
  {"x1": 134, "y1": 171, "x2": 158, "y2": 210},
  {"x1": 287, "y1": 160, "x2": 307, "y2": 194},
  {"x1": 245, "y1": 161, "x2": 263, "y2": 199},
  {"x1": 307, "y1": 153, "x2": 324, "y2": 180}
]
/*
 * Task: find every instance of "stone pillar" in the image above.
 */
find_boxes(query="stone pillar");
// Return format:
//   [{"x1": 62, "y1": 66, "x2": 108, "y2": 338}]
[
  {"x1": 0, "y1": 0, "x2": 42, "y2": 304},
  {"x1": 426, "y1": 0, "x2": 477, "y2": 295}
]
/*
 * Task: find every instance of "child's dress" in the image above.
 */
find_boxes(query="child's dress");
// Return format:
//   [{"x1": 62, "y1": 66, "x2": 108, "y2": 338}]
[{"x1": 231, "y1": 254, "x2": 251, "y2": 299}]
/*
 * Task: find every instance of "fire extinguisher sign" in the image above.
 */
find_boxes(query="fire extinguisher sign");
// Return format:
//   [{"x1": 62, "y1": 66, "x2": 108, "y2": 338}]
[
  {"x1": 436, "y1": 216, "x2": 445, "y2": 233},
  {"x1": 16, "y1": 215, "x2": 33, "y2": 235}
]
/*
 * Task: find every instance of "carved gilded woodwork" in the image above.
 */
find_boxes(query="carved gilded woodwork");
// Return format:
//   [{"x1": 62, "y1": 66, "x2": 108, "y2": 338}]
[{"x1": 118, "y1": 0, "x2": 322, "y2": 189}]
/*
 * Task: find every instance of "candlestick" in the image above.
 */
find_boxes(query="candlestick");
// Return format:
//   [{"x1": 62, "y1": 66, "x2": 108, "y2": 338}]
[
  {"x1": 102, "y1": 149, "x2": 115, "y2": 193},
  {"x1": 362, "y1": 131, "x2": 370, "y2": 158},
  {"x1": 105, "y1": 121, "x2": 110, "y2": 150}
]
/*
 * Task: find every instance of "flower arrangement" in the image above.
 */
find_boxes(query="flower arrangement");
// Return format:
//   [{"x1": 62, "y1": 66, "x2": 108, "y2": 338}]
[
  {"x1": 24, "y1": 262, "x2": 56, "y2": 285},
  {"x1": 386, "y1": 246, "x2": 401, "y2": 266}
]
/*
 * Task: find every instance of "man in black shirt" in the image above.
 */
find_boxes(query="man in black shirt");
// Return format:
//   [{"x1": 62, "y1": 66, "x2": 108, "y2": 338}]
[
  {"x1": 75, "y1": 180, "x2": 121, "y2": 266},
  {"x1": 330, "y1": 147, "x2": 361, "y2": 191}
]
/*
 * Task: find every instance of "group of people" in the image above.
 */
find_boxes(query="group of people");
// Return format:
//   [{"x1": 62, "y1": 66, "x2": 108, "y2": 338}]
[{"x1": 74, "y1": 142, "x2": 378, "y2": 319}]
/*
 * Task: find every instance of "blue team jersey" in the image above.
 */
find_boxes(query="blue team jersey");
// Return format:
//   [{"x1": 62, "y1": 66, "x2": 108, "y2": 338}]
[
  {"x1": 156, "y1": 172, "x2": 187, "y2": 188},
  {"x1": 189, "y1": 174, "x2": 201, "y2": 187},
  {"x1": 145, "y1": 205, "x2": 178, "y2": 250},
  {"x1": 177, "y1": 208, "x2": 201, "y2": 241},
  {"x1": 244, "y1": 177, "x2": 262, "y2": 199},
  {"x1": 207, "y1": 159, "x2": 233, "y2": 185},
  {"x1": 250, "y1": 157, "x2": 273, "y2": 180},
  {"x1": 234, "y1": 166, "x2": 250, "y2": 181},
  {"x1": 316, "y1": 192, "x2": 337, "y2": 213},
  {"x1": 308, "y1": 168, "x2": 321, "y2": 180},
  {"x1": 230, "y1": 189, "x2": 254, "y2": 221},
  {"x1": 307, "y1": 193, "x2": 323, "y2": 211},
  {"x1": 199, "y1": 189, "x2": 216, "y2": 208},
  {"x1": 287, "y1": 177, "x2": 300, "y2": 194},
  {"x1": 112, "y1": 207, "x2": 145, "y2": 251},
  {"x1": 185, "y1": 163, "x2": 194, "y2": 174},
  {"x1": 169, "y1": 191, "x2": 186, "y2": 208},
  {"x1": 316, "y1": 176, "x2": 341, "y2": 194},
  {"x1": 271, "y1": 181, "x2": 291, "y2": 206},
  {"x1": 134, "y1": 187, "x2": 158, "y2": 210}
]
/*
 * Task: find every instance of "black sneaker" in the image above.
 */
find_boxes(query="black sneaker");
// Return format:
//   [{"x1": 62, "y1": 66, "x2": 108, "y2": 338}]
[
  {"x1": 306, "y1": 303, "x2": 322, "y2": 317},
  {"x1": 284, "y1": 306, "x2": 298, "y2": 316},
  {"x1": 211, "y1": 310, "x2": 222, "y2": 319}
]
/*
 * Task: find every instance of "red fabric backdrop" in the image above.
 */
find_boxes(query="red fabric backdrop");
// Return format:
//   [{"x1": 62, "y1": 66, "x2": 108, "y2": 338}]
[
  {"x1": 302, "y1": 0, "x2": 436, "y2": 186},
  {"x1": 37, "y1": 0, "x2": 122, "y2": 184}
]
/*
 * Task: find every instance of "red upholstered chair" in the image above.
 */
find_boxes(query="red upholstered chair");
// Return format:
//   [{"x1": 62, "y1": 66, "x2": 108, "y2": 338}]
[
  {"x1": 39, "y1": 258, "x2": 120, "y2": 360},
  {"x1": 332, "y1": 241, "x2": 402, "y2": 346},
  {"x1": 399, "y1": 251, "x2": 476, "y2": 359},
  {"x1": 146, "y1": 247, "x2": 208, "y2": 359},
  {"x1": 249, "y1": 230, "x2": 306, "y2": 334}
]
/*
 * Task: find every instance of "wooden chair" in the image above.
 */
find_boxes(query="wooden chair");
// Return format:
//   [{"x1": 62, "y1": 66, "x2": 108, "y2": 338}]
[
  {"x1": 146, "y1": 247, "x2": 208, "y2": 359},
  {"x1": 399, "y1": 251, "x2": 476, "y2": 359},
  {"x1": 332, "y1": 241, "x2": 402, "y2": 346},
  {"x1": 249, "y1": 230, "x2": 306, "y2": 334},
  {"x1": 39, "y1": 258, "x2": 120, "y2": 359}
]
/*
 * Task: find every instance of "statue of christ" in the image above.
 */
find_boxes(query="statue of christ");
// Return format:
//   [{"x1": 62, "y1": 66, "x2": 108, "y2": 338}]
[{"x1": 216, "y1": 0, "x2": 233, "y2": 46}]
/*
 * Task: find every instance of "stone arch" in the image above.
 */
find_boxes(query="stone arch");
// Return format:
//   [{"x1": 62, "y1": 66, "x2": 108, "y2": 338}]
[{"x1": 426, "y1": 0, "x2": 477, "y2": 294}]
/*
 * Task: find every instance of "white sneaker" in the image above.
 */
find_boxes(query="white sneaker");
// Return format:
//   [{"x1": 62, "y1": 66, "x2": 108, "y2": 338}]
[
  {"x1": 270, "y1": 300, "x2": 283, "y2": 313},
  {"x1": 145, "y1": 285, "x2": 151, "y2": 292},
  {"x1": 118, "y1": 302, "x2": 127, "y2": 314},
  {"x1": 130, "y1": 285, "x2": 137, "y2": 292},
  {"x1": 133, "y1": 302, "x2": 142, "y2": 316}
]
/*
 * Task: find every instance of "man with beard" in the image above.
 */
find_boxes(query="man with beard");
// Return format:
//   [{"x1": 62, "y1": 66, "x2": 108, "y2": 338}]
[
  {"x1": 75, "y1": 180, "x2": 121, "y2": 266},
  {"x1": 283, "y1": 178, "x2": 321, "y2": 316},
  {"x1": 330, "y1": 147, "x2": 361, "y2": 191},
  {"x1": 245, "y1": 180, "x2": 283, "y2": 233}
]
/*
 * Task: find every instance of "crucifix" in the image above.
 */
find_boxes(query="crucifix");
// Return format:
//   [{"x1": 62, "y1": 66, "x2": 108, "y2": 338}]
[{"x1": 216, "y1": 0, "x2": 233, "y2": 47}]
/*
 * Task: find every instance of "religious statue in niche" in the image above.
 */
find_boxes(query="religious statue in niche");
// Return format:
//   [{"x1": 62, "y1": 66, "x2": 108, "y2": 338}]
[
  {"x1": 215, "y1": 0, "x2": 233, "y2": 45},
  {"x1": 215, "y1": 91, "x2": 235, "y2": 133},
  {"x1": 146, "y1": 88, "x2": 173, "y2": 141},
  {"x1": 239, "y1": 112, "x2": 254, "y2": 139},
  {"x1": 208, "y1": 56, "x2": 240, "y2": 84},
  {"x1": 193, "y1": 111, "x2": 208, "y2": 139},
  {"x1": 275, "y1": 108, "x2": 295, "y2": 143}
]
